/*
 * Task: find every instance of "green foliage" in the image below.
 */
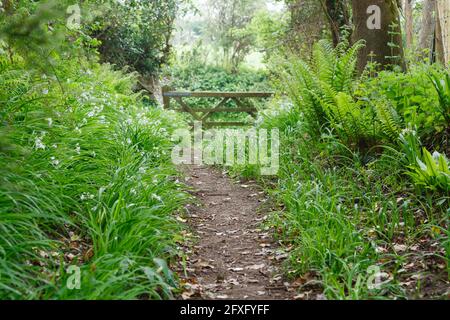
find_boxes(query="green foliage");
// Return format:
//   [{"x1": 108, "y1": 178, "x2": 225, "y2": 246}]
[
  {"x1": 0, "y1": 1, "x2": 189, "y2": 298},
  {"x1": 164, "y1": 60, "x2": 271, "y2": 122},
  {"x1": 359, "y1": 64, "x2": 449, "y2": 150},
  {"x1": 408, "y1": 149, "x2": 450, "y2": 192},
  {"x1": 202, "y1": 0, "x2": 264, "y2": 69},
  {"x1": 246, "y1": 10, "x2": 288, "y2": 62},
  {"x1": 84, "y1": 0, "x2": 181, "y2": 76},
  {"x1": 429, "y1": 70, "x2": 450, "y2": 126},
  {"x1": 319, "y1": 90, "x2": 377, "y2": 149},
  {"x1": 0, "y1": 52, "x2": 188, "y2": 299},
  {"x1": 283, "y1": 39, "x2": 373, "y2": 148},
  {"x1": 374, "y1": 99, "x2": 402, "y2": 142},
  {"x1": 166, "y1": 63, "x2": 270, "y2": 93}
]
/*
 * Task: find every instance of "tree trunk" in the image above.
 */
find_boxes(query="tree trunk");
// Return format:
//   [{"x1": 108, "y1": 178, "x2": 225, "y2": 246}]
[
  {"x1": 404, "y1": 0, "x2": 414, "y2": 49},
  {"x1": 436, "y1": 0, "x2": 450, "y2": 64},
  {"x1": 352, "y1": 0, "x2": 406, "y2": 73},
  {"x1": 418, "y1": 0, "x2": 436, "y2": 56},
  {"x1": 322, "y1": 0, "x2": 352, "y2": 46}
]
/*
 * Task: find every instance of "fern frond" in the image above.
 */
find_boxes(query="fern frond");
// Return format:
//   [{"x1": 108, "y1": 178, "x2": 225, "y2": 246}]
[
  {"x1": 313, "y1": 40, "x2": 336, "y2": 85},
  {"x1": 375, "y1": 100, "x2": 402, "y2": 141},
  {"x1": 335, "y1": 40, "x2": 365, "y2": 92}
]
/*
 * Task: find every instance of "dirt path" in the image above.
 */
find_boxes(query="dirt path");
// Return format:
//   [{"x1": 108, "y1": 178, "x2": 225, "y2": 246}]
[{"x1": 177, "y1": 164, "x2": 297, "y2": 300}]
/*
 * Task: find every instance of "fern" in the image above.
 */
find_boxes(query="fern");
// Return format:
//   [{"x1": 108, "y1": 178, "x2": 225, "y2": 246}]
[
  {"x1": 285, "y1": 40, "x2": 365, "y2": 138},
  {"x1": 375, "y1": 100, "x2": 402, "y2": 141},
  {"x1": 334, "y1": 41, "x2": 365, "y2": 92},
  {"x1": 318, "y1": 90, "x2": 372, "y2": 146},
  {"x1": 312, "y1": 40, "x2": 337, "y2": 86}
]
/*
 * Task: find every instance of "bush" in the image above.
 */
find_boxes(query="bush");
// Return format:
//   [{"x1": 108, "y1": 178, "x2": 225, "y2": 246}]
[{"x1": 86, "y1": 0, "x2": 181, "y2": 77}]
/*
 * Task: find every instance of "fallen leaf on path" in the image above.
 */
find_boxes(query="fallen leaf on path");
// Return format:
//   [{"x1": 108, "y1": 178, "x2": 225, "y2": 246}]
[
  {"x1": 246, "y1": 263, "x2": 265, "y2": 270},
  {"x1": 393, "y1": 244, "x2": 407, "y2": 252},
  {"x1": 294, "y1": 293, "x2": 305, "y2": 300},
  {"x1": 176, "y1": 216, "x2": 187, "y2": 223},
  {"x1": 195, "y1": 260, "x2": 215, "y2": 270},
  {"x1": 226, "y1": 279, "x2": 240, "y2": 286},
  {"x1": 228, "y1": 267, "x2": 244, "y2": 272}
]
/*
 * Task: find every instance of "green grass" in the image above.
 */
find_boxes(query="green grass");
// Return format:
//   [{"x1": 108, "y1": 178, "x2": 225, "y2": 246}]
[{"x1": 0, "y1": 52, "x2": 189, "y2": 299}]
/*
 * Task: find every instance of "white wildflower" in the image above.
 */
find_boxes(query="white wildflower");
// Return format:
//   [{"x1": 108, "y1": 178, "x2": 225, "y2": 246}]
[
  {"x1": 98, "y1": 186, "x2": 107, "y2": 196},
  {"x1": 42, "y1": 89, "x2": 49, "y2": 95},
  {"x1": 80, "y1": 192, "x2": 95, "y2": 201},
  {"x1": 416, "y1": 158, "x2": 427, "y2": 171},
  {"x1": 138, "y1": 117, "x2": 149, "y2": 126},
  {"x1": 138, "y1": 166, "x2": 146, "y2": 174},
  {"x1": 35, "y1": 137, "x2": 46, "y2": 150},
  {"x1": 98, "y1": 115, "x2": 107, "y2": 124},
  {"x1": 75, "y1": 143, "x2": 81, "y2": 155},
  {"x1": 151, "y1": 194, "x2": 162, "y2": 202},
  {"x1": 400, "y1": 128, "x2": 415, "y2": 136},
  {"x1": 46, "y1": 118, "x2": 53, "y2": 127},
  {"x1": 87, "y1": 105, "x2": 104, "y2": 118},
  {"x1": 50, "y1": 156, "x2": 60, "y2": 167}
]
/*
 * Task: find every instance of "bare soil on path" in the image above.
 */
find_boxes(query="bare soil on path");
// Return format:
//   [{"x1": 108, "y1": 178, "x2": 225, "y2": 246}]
[{"x1": 177, "y1": 164, "x2": 299, "y2": 300}]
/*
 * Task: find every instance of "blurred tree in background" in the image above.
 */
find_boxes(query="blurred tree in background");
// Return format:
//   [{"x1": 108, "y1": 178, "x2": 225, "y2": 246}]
[
  {"x1": 87, "y1": 0, "x2": 180, "y2": 77},
  {"x1": 204, "y1": 0, "x2": 264, "y2": 71}
]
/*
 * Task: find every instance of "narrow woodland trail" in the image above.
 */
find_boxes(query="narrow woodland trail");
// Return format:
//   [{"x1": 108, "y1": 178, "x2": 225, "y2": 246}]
[{"x1": 177, "y1": 164, "x2": 298, "y2": 300}]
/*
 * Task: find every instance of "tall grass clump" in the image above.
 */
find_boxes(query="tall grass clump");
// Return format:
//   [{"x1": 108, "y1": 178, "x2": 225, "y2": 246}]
[{"x1": 0, "y1": 38, "x2": 188, "y2": 299}]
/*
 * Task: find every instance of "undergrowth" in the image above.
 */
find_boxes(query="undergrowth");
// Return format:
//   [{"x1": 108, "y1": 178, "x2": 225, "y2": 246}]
[{"x1": 229, "y1": 40, "x2": 449, "y2": 299}]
